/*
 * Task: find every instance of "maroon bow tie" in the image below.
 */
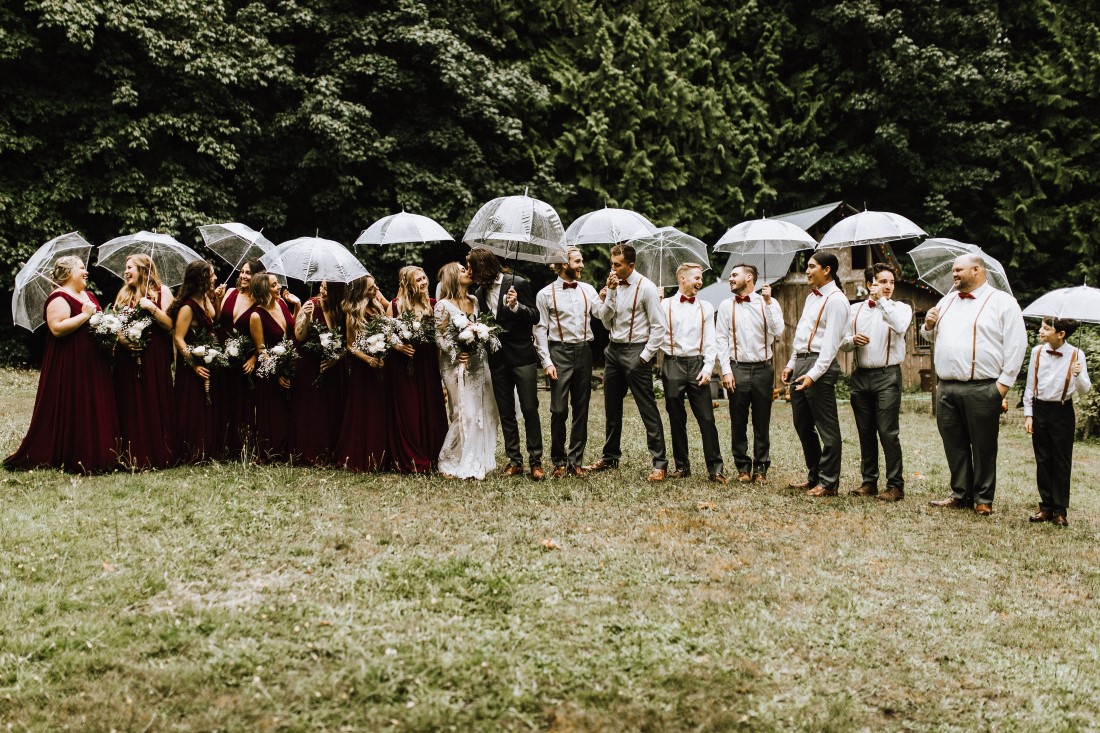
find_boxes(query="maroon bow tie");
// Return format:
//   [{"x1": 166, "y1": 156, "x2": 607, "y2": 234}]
[
  {"x1": 811, "y1": 288, "x2": 822, "y2": 297},
  {"x1": 680, "y1": 295, "x2": 695, "y2": 304},
  {"x1": 1046, "y1": 349, "x2": 1063, "y2": 357},
  {"x1": 866, "y1": 299, "x2": 876, "y2": 308},
  {"x1": 735, "y1": 295, "x2": 751, "y2": 303},
  {"x1": 958, "y1": 292, "x2": 975, "y2": 300},
  {"x1": 562, "y1": 281, "x2": 578, "y2": 289}
]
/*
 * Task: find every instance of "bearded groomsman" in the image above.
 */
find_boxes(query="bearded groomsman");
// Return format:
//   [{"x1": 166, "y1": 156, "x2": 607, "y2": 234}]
[
  {"x1": 658, "y1": 263, "x2": 726, "y2": 483},
  {"x1": 923, "y1": 254, "x2": 1026, "y2": 516},
  {"x1": 587, "y1": 243, "x2": 668, "y2": 481},
  {"x1": 715, "y1": 263, "x2": 784, "y2": 484},
  {"x1": 840, "y1": 263, "x2": 912, "y2": 501},
  {"x1": 534, "y1": 248, "x2": 600, "y2": 478},
  {"x1": 781, "y1": 251, "x2": 851, "y2": 497}
]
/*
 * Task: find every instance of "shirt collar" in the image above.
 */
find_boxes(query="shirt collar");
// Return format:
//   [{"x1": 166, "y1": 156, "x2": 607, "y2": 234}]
[
  {"x1": 816, "y1": 281, "x2": 839, "y2": 297},
  {"x1": 493, "y1": 273, "x2": 504, "y2": 287},
  {"x1": 963, "y1": 282, "x2": 990, "y2": 299}
]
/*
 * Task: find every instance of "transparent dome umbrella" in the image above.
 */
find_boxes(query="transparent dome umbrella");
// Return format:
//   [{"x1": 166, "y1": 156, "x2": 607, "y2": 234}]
[
  {"x1": 562, "y1": 207, "x2": 656, "y2": 247},
  {"x1": 1022, "y1": 285, "x2": 1100, "y2": 324},
  {"x1": 630, "y1": 226, "x2": 710, "y2": 289},
  {"x1": 354, "y1": 211, "x2": 453, "y2": 261},
  {"x1": 199, "y1": 222, "x2": 285, "y2": 286},
  {"x1": 96, "y1": 230, "x2": 204, "y2": 287},
  {"x1": 12, "y1": 232, "x2": 94, "y2": 331},
  {"x1": 817, "y1": 210, "x2": 926, "y2": 249},
  {"x1": 907, "y1": 238, "x2": 1012, "y2": 296},
  {"x1": 713, "y1": 217, "x2": 816, "y2": 282},
  {"x1": 463, "y1": 192, "x2": 567, "y2": 264},
  {"x1": 261, "y1": 237, "x2": 369, "y2": 283}
]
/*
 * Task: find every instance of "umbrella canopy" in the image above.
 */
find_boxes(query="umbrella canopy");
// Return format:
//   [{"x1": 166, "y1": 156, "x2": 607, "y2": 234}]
[
  {"x1": 463, "y1": 193, "x2": 567, "y2": 264},
  {"x1": 908, "y1": 238, "x2": 1012, "y2": 295},
  {"x1": 817, "y1": 210, "x2": 926, "y2": 249},
  {"x1": 12, "y1": 232, "x2": 94, "y2": 331},
  {"x1": 714, "y1": 217, "x2": 816, "y2": 281},
  {"x1": 355, "y1": 212, "x2": 453, "y2": 247},
  {"x1": 562, "y1": 207, "x2": 656, "y2": 247},
  {"x1": 199, "y1": 222, "x2": 285, "y2": 286},
  {"x1": 1022, "y1": 285, "x2": 1100, "y2": 324},
  {"x1": 262, "y1": 237, "x2": 369, "y2": 283},
  {"x1": 97, "y1": 231, "x2": 204, "y2": 287},
  {"x1": 630, "y1": 226, "x2": 710, "y2": 289}
]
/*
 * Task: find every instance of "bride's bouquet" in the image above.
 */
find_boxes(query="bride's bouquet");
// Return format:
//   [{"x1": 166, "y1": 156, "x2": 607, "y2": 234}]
[
  {"x1": 185, "y1": 328, "x2": 230, "y2": 405},
  {"x1": 439, "y1": 310, "x2": 502, "y2": 364},
  {"x1": 255, "y1": 336, "x2": 298, "y2": 388},
  {"x1": 393, "y1": 310, "x2": 436, "y2": 375}
]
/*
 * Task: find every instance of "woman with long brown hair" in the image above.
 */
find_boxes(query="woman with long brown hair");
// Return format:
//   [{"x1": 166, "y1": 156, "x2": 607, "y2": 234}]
[
  {"x1": 385, "y1": 266, "x2": 448, "y2": 473},
  {"x1": 170, "y1": 260, "x2": 220, "y2": 463},
  {"x1": 113, "y1": 253, "x2": 175, "y2": 469},
  {"x1": 217, "y1": 258, "x2": 265, "y2": 457},
  {"x1": 291, "y1": 279, "x2": 347, "y2": 465},
  {"x1": 248, "y1": 273, "x2": 295, "y2": 463},
  {"x1": 334, "y1": 274, "x2": 390, "y2": 471}
]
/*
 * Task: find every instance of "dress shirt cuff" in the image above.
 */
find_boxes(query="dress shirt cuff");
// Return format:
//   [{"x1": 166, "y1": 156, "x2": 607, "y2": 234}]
[
  {"x1": 997, "y1": 374, "x2": 1015, "y2": 389},
  {"x1": 1024, "y1": 406, "x2": 1034, "y2": 418},
  {"x1": 639, "y1": 348, "x2": 654, "y2": 363},
  {"x1": 720, "y1": 360, "x2": 733, "y2": 376},
  {"x1": 542, "y1": 356, "x2": 554, "y2": 369},
  {"x1": 508, "y1": 301, "x2": 519, "y2": 313},
  {"x1": 807, "y1": 364, "x2": 828, "y2": 383}
]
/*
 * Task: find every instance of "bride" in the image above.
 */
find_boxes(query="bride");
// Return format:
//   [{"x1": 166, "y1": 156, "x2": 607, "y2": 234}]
[{"x1": 435, "y1": 262, "x2": 500, "y2": 479}]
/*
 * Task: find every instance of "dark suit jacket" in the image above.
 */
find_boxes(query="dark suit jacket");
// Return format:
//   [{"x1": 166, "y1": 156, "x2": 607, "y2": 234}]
[{"x1": 474, "y1": 274, "x2": 541, "y2": 368}]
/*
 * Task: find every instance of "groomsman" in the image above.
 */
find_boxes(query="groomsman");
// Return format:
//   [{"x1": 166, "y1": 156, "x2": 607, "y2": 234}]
[
  {"x1": 658, "y1": 263, "x2": 726, "y2": 482},
  {"x1": 923, "y1": 254, "x2": 1027, "y2": 515},
  {"x1": 716, "y1": 263, "x2": 784, "y2": 483},
  {"x1": 466, "y1": 248, "x2": 546, "y2": 481},
  {"x1": 840, "y1": 263, "x2": 912, "y2": 501},
  {"x1": 534, "y1": 248, "x2": 600, "y2": 477},
  {"x1": 781, "y1": 251, "x2": 850, "y2": 497},
  {"x1": 587, "y1": 243, "x2": 668, "y2": 481}
]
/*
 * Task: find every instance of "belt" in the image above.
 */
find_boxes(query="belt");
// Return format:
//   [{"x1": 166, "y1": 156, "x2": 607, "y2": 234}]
[
  {"x1": 667, "y1": 354, "x2": 703, "y2": 361},
  {"x1": 609, "y1": 341, "x2": 646, "y2": 347},
  {"x1": 939, "y1": 378, "x2": 996, "y2": 385},
  {"x1": 731, "y1": 360, "x2": 769, "y2": 366},
  {"x1": 855, "y1": 364, "x2": 899, "y2": 373},
  {"x1": 795, "y1": 351, "x2": 819, "y2": 358},
  {"x1": 549, "y1": 340, "x2": 591, "y2": 347}
]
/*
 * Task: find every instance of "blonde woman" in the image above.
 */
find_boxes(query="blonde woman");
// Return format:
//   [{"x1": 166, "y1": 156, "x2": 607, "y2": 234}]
[
  {"x1": 335, "y1": 274, "x2": 390, "y2": 471},
  {"x1": 5, "y1": 256, "x2": 120, "y2": 473},
  {"x1": 384, "y1": 266, "x2": 448, "y2": 473},
  {"x1": 247, "y1": 273, "x2": 295, "y2": 463},
  {"x1": 113, "y1": 254, "x2": 175, "y2": 469}
]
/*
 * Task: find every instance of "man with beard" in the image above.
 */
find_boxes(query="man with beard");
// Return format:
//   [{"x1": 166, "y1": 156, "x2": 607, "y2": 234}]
[
  {"x1": 466, "y1": 248, "x2": 545, "y2": 481},
  {"x1": 534, "y1": 247, "x2": 600, "y2": 477},
  {"x1": 715, "y1": 263, "x2": 784, "y2": 483}
]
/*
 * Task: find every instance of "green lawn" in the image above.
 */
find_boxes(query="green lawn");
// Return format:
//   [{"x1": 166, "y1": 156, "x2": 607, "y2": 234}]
[{"x1": 1, "y1": 366, "x2": 1098, "y2": 731}]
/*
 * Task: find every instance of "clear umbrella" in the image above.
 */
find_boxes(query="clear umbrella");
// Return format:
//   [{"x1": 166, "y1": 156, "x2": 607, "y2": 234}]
[
  {"x1": 97, "y1": 231, "x2": 204, "y2": 287},
  {"x1": 562, "y1": 207, "x2": 656, "y2": 247},
  {"x1": 908, "y1": 238, "x2": 1012, "y2": 295},
  {"x1": 199, "y1": 222, "x2": 285, "y2": 286},
  {"x1": 355, "y1": 212, "x2": 453, "y2": 247},
  {"x1": 714, "y1": 217, "x2": 816, "y2": 282},
  {"x1": 262, "y1": 237, "x2": 369, "y2": 283},
  {"x1": 11, "y1": 232, "x2": 94, "y2": 331},
  {"x1": 817, "y1": 210, "x2": 926, "y2": 249},
  {"x1": 463, "y1": 192, "x2": 567, "y2": 264},
  {"x1": 1022, "y1": 285, "x2": 1100, "y2": 324},
  {"x1": 630, "y1": 227, "x2": 710, "y2": 289}
]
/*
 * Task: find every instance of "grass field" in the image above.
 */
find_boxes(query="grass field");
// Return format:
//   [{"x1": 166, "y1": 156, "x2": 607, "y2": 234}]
[{"x1": 1, "y1": 366, "x2": 1099, "y2": 731}]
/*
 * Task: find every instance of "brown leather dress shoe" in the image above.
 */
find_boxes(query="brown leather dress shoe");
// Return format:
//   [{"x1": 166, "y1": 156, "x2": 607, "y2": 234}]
[
  {"x1": 929, "y1": 496, "x2": 970, "y2": 509},
  {"x1": 1052, "y1": 514, "x2": 1069, "y2": 527},
  {"x1": 647, "y1": 468, "x2": 667, "y2": 482},
  {"x1": 530, "y1": 465, "x2": 546, "y2": 481},
  {"x1": 736, "y1": 471, "x2": 752, "y2": 483},
  {"x1": 753, "y1": 473, "x2": 768, "y2": 484},
  {"x1": 974, "y1": 503, "x2": 993, "y2": 516},
  {"x1": 584, "y1": 459, "x2": 617, "y2": 473},
  {"x1": 502, "y1": 464, "x2": 524, "y2": 477},
  {"x1": 567, "y1": 465, "x2": 587, "y2": 478},
  {"x1": 806, "y1": 485, "x2": 838, "y2": 497},
  {"x1": 1028, "y1": 510, "x2": 1053, "y2": 523},
  {"x1": 876, "y1": 487, "x2": 905, "y2": 502},
  {"x1": 788, "y1": 480, "x2": 815, "y2": 490},
  {"x1": 850, "y1": 483, "x2": 878, "y2": 497},
  {"x1": 710, "y1": 473, "x2": 728, "y2": 485},
  {"x1": 669, "y1": 469, "x2": 691, "y2": 479},
  {"x1": 551, "y1": 465, "x2": 568, "y2": 479}
]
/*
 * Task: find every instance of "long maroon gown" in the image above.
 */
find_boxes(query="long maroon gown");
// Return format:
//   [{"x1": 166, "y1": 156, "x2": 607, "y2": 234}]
[
  {"x1": 290, "y1": 297, "x2": 346, "y2": 465},
  {"x1": 384, "y1": 300, "x2": 448, "y2": 473},
  {"x1": 216, "y1": 289, "x2": 254, "y2": 459},
  {"x1": 335, "y1": 316, "x2": 389, "y2": 472},
  {"x1": 113, "y1": 292, "x2": 175, "y2": 469},
  {"x1": 250, "y1": 301, "x2": 295, "y2": 463},
  {"x1": 5, "y1": 291, "x2": 120, "y2": 474},
  {"x1": 174, "y1": 298, "x2": 219, "y2": 463}
]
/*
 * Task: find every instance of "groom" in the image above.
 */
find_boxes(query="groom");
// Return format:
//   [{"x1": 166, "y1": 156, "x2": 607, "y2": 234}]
[{"x1": 467, "y1": 248, "x2": 546, "y2": 480}]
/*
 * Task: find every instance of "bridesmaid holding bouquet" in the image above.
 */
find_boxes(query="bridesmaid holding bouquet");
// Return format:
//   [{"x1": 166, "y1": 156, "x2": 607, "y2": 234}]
[
  {"x1": 171, "y1": 260, "x2": 220, "y2": 463},
  {"x1": 335, "y1": 274, "x2": 390, "y2": 471},
  {"x1": 248, "y1": 273, "x2": 296, "y2": 463},
  {"x1": 291, "y1": 280, "x2": 347, "y2": 465},
  {"x1": 217, "y1": 259, "x2": 264, "y2": 458}
]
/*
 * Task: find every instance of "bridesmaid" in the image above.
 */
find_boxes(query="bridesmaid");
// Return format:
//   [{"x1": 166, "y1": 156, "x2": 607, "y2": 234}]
[
  {"x1": 248, "y1": 273, "x2": 295, "y2": 463},
  {"x1": 113, "y1": 254, "x2": 175, "y2": 469},
  {"x1": 385, "y1": 266, "x2": 448, "y2": 473},
  {"x1": 170, "y1": 260, "x2": 220, "y2": 463},
  {"x1": 5, "y1": 256, "x2": 120, "y2": 473},
  {"x1": 291, "y1": 280, "x2": 347, "y2": 465},
  {"x1": 216, "y1": 259, "x2": 264, "y2": 458},
  {"x1": 335, "y1": 274, "x2": 390, "y2": 471}
]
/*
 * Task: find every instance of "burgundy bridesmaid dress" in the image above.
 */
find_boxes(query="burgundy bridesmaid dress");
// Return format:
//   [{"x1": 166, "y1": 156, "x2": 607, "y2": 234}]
[
  {"x1": 113, "y1": 292, "x2": 175, "y2": 469},
  {"x1": 250, "y1": 300, "x2": 295, "y2": 463},
  {"x1": 290, "y1": 297, "x2": 346, "y2": 465},
  {"x1": 216, "y1": 289, "x2": 254, "y2": 459},
  {"x1": 335, "y1": 316, "x2": 390, "y2": 472},
  {"x1": 384, "y1": 300, "x2": 448, "y2": 473},
  {"x1": 174, "y1": 298, "x2": 219, "y2": 463},
  {"x1": 5, "y1": 291, "x2": 120, "y2": 474}
]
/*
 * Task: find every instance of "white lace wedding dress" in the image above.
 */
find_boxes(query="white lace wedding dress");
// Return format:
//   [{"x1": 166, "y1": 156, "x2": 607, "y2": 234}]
[{"x1": 436, "y1": 299, "x2": 499, "y2": 479}]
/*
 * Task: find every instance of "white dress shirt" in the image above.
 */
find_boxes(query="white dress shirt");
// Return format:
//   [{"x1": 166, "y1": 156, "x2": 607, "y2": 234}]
[
  {"x1": 715, "y1": 292, "x2": 785, "y2": 373},
  {"x1": 840, "y1": 298, "x2": 913, "y2": 368},
  {"x1": 785, "y1": 281, "x2": 851, "y2": 382},
  {"x1": 533, "y1": 278, "x2": 600, "y2": 369},
  {"x1": 483, "y1": 273, "x2": 521, "y2": 317},
  {"x1": 921, "y1": 283, "x2": 1027, "y2": 387},
  {"x1": 592, "y1": 271, "x2": 666, "y2": 362},
  {"x1": 1023, "y1": 343, "x2": 1092, "y2": 416},
  {"x1": 658, "y1": 293, "x2": 717, "y2": 367}
]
